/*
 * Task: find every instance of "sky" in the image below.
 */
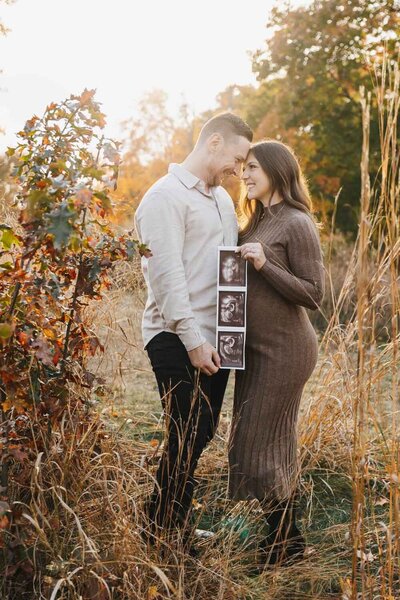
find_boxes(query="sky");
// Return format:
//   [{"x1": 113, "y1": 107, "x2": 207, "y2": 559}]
[{"x1": 0, "y1": 0, "x2": 307, "y2": 151}]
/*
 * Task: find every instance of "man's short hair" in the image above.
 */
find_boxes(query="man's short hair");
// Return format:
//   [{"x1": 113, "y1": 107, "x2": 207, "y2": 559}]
[{"x1": 198, "y1": 112, "x2": 253, "y2": 143}]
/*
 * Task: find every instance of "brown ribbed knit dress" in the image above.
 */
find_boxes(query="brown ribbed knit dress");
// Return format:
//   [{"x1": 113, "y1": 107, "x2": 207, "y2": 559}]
[{"x1": 228, "y1": 201, "x2": 325, "y2": 502}]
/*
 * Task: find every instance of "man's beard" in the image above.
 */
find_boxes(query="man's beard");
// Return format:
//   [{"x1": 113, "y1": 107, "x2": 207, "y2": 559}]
[
  {"x1": 209, "y1": 168, "x2": 236, "y2": 187},
  {"x1": 207, "y1": 173, "x2": 221, "y2": 187}
]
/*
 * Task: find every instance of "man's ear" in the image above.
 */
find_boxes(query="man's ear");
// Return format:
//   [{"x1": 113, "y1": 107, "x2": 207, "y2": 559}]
[{"x1": 207, "y1": 132, "x2": 223, "y2": 153}]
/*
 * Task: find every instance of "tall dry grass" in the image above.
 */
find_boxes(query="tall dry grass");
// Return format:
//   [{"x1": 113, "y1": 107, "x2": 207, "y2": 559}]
[
  {"x1": 2, "y1": 56, "x2": 399, "y2": 599},
  {"x1": 298, "y1": 56, "x2": 399, "y2": 599}
]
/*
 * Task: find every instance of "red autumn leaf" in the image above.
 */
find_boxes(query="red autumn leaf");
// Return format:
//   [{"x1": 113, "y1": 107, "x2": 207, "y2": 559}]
[
  {"x1": 52, "y1": 345, "x2": 62, "y2": 366},
  {"x1": 64, "y1": 268, "x2": 77, "y2": 278},
  {"x1": 0, "y1": 510, "x2": 10, "y2": 532},
  {"x1": 17, "y1": 331, "x2": 31, "y2": 348},
  {"x1": 11, "y1": 269, "x2": 27, "y2": 282},
  {"x1": 0, "y1": 370, "x2": 16, "y2": 384},
  {"x1": 36, "y1": 180, "x2": 48, "y2": 190},
  {"x1": 0, "y1": 515, "x2": 10, "y2": 530}
]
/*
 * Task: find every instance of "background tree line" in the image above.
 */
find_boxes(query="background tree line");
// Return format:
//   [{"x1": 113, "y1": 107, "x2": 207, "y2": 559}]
[{"x1": 118, "y1": 0, "x2": 400, "y2": 235}]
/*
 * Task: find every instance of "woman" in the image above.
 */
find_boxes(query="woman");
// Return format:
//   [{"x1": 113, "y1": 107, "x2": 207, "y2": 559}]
[{"x1": 228, "y1": 140, "x2": 325, "y2": 566}]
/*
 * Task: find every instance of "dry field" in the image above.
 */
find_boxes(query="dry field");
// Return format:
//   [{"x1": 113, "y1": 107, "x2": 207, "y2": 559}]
[{"x1": 1, "y1": 58, "x2": 398, "y2": 600}]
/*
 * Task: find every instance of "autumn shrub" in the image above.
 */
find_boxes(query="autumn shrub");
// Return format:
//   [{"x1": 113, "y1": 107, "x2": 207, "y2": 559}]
[{"x1": 0, "y1": 90, "x2": 145, "y2": 596}]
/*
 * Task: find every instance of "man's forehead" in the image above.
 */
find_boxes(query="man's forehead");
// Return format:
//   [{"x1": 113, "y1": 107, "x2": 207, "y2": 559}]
[{"x1": 229, "y1": 134, "x2": 251, "y2": 159}]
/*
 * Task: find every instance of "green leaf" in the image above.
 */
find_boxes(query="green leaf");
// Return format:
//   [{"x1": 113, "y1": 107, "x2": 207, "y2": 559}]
[
  {"x1": 50, "y1": 159, "x2": 67, "y2": 173},
  {"x1": 93, "y1": 190, "x2": 111, "y2": 211},
  {"x1": 5, "y1": 147, "x2": 15, "y2": 157},
  {"x1": 83, "y1": 166, "x2": 105, "y2": 180},
  {"x1": 1, "y1": 228, "x2": 20, "y2": 250},
  {"x1": 0, "y1": 262, "x2": 14, "y2": 271},
  {"x1": 0, "y1": 323, "x2": 14, "y2": 339},
  {"x1": 93, "y1": 191, "x2": 108, "y2": 201},
  {"x1": 25, "y1": 190, "x2": 51, "y2": 221},
  {"x1": 69, "y1": 235, "x2": 81, "y2": 252},
  {"x1": 88, "y1": 256, "x2": 101, "y2": 282},
  {"x1": 47, "y1": 203, "x2": 75, "y2": 249}
]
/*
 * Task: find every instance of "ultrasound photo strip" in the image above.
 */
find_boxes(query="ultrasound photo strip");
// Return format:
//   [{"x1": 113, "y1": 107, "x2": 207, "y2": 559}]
[
  {"x1": 217, "y1": 331, "x2": 245, "y2": 369},
  {"x1": 216, "y1": 247, "x2": 247, "y2": 370},
  {"x1": 218, "y1": 248, "x2": 247, "y2": 287},
  {"x1": 218, "y1": 290, "x2": 246, "y2": 328}
]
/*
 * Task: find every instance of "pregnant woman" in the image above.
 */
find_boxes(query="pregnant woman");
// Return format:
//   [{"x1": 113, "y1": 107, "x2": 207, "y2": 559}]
[{"x1": 229, "y1": 140, "x2": 325, "y2": 567}]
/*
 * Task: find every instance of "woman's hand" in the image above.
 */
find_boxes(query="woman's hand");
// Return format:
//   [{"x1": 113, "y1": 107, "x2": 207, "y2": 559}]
[{"x1": 238, "y1": 243, "x2": 267, "y2": 271}]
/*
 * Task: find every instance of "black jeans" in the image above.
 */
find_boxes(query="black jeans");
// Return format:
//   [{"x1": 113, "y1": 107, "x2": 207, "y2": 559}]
[{"x1": 145, "y1": 332, "x2": 229, "y2": 532}]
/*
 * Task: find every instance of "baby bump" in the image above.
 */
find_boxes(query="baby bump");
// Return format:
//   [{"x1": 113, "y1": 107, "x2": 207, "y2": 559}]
[{"x1": 246, "y1": 307, "x2": 319, "y2": 383}]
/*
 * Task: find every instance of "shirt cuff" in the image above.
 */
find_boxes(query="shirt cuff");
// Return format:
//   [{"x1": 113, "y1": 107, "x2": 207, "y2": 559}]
[{"x1": 176, "y1": 322, "x2": 207, "y2": 352}]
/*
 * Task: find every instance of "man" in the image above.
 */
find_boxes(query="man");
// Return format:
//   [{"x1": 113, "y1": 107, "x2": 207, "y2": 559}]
[{"x1": 135, "y1": 113, "x2": 252, "y2": 546}]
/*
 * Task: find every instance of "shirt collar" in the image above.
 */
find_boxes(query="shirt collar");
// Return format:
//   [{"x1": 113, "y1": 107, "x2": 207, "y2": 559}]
[
  {"x1": 168, "y1": 163, "x2": 216, "y2": 198},
  {"x1": 168, "y1": 163, "x2": 200, "y2": 189}
]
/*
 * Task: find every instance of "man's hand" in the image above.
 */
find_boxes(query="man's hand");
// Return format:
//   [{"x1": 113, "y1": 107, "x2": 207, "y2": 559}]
[{"x1": 188, "y1": 341, "x2": 221, "y2": 376}]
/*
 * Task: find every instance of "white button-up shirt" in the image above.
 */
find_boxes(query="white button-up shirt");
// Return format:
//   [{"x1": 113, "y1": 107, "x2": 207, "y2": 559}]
[{"x1": 135, "y1": 163, "x2": 239, "y2": 351}]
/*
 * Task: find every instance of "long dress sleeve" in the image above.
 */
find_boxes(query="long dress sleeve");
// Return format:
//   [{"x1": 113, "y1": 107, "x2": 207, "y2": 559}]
[{"x1": 259, "y1": 213, "x2": 325, "y2": 310}]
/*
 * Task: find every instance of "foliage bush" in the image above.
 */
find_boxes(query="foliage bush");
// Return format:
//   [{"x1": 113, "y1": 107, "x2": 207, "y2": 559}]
[{"x1": 0, "y1": 90, "x2": 144, "y2": 590}]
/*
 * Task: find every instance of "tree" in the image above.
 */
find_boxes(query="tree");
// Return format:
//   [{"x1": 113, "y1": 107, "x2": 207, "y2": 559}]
[
  {"x1": 117, "y1": 90, "x2": 196, "y2": 224},
  {"x1": 220, "y1": 0, "x2": 400, "y2": 233}
]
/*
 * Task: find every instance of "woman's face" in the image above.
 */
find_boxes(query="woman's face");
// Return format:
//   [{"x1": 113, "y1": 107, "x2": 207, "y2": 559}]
[{"x1": 241, "y1": 152, "x2": 272, "y2": 202}]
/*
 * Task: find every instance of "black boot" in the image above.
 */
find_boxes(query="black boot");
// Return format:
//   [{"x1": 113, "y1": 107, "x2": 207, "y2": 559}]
[{"x1": 259, "y1": 497, "x2": 305, "y2": 567}]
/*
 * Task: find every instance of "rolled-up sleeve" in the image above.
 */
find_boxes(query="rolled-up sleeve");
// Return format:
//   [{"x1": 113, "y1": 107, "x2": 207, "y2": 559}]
[{"x1": 135, "y1": 191, "x2": 206, "y2": 351}]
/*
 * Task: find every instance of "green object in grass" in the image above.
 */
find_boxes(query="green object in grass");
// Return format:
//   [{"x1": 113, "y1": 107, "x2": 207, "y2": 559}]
[{"x1": 219, "y1": 515, "x2": 251, "y2": 542}]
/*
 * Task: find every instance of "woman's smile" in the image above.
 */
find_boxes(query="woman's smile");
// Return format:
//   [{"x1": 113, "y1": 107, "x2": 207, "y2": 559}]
[{"x1": 241, "y1": 153, "x2": 273, "y2": 201}]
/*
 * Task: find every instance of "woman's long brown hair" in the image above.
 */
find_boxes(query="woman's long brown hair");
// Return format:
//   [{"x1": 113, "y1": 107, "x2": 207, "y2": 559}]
[{"x1": 239, "y1": 140, "x2": 315, "y2": 238}]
